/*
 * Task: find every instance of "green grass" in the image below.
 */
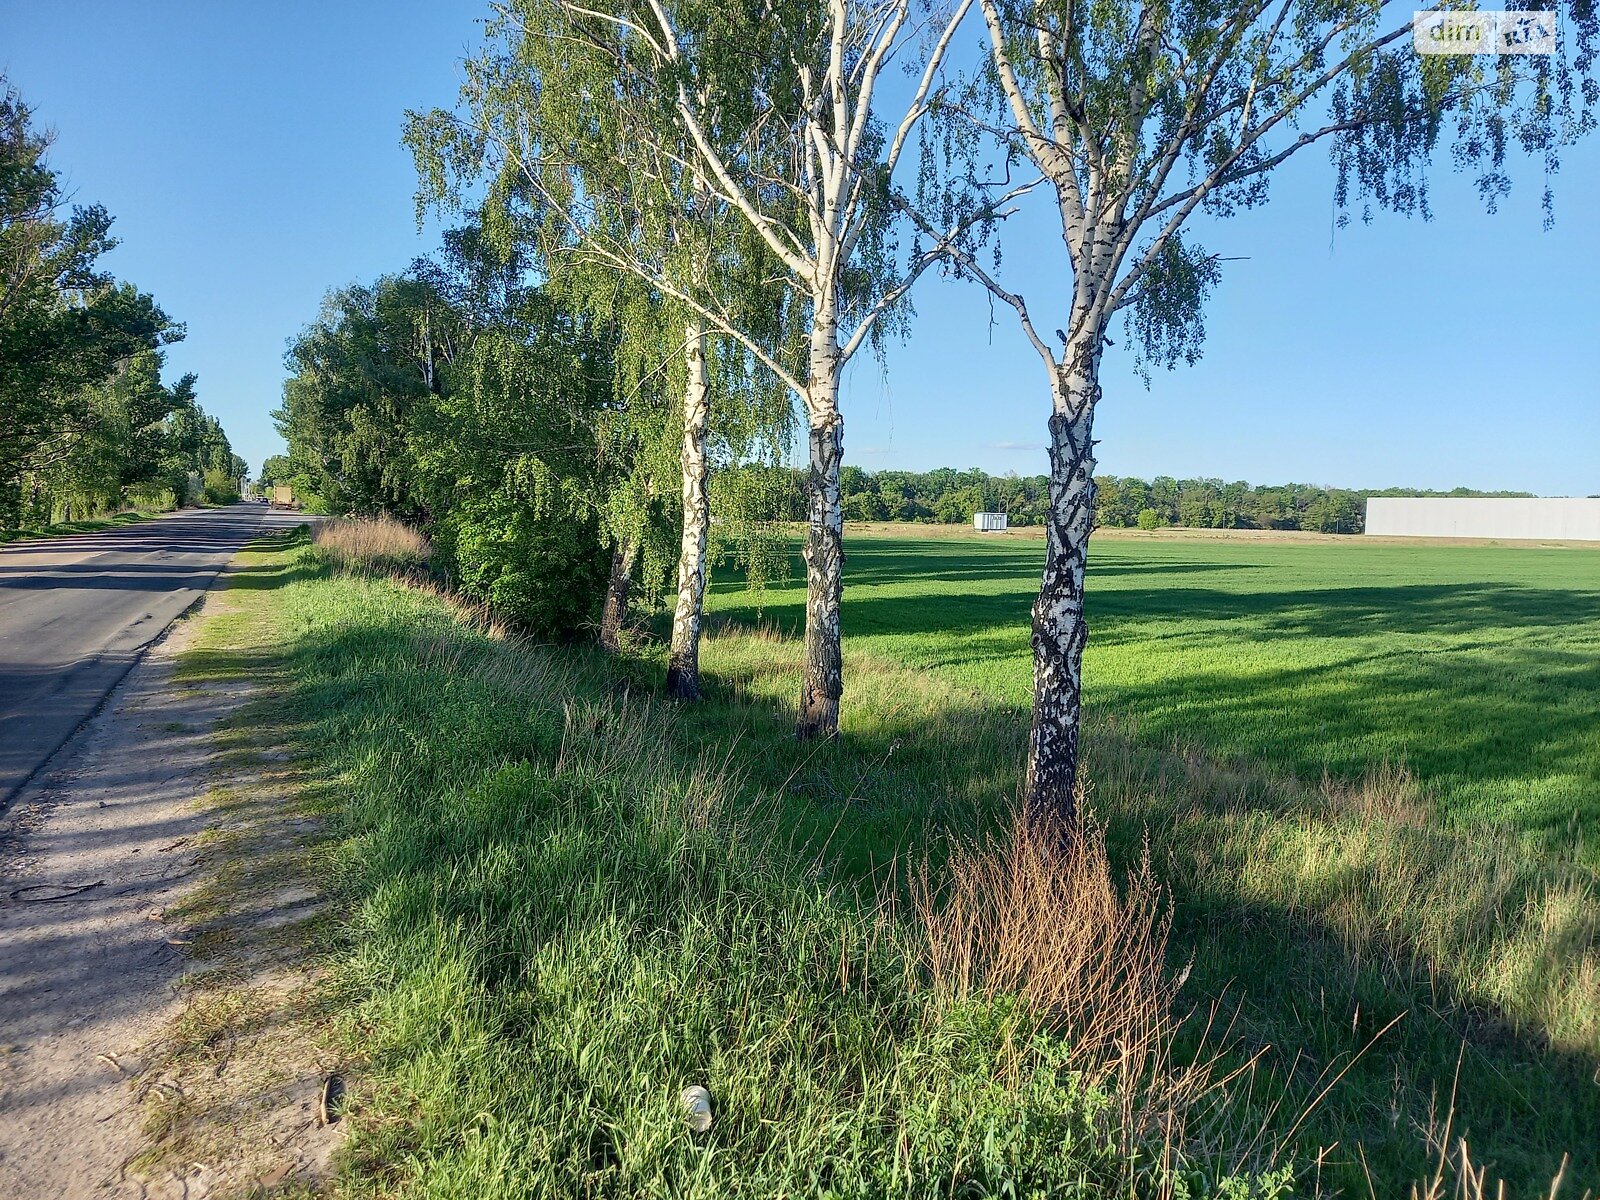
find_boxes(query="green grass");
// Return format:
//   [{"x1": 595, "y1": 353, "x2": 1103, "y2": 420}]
[
  {"x1": 692, "y1": 533, "x2": 1600, "y2": 1194},
  {"x1": 707, "y1": 532, "x2": 1600, "y2": 849},
  {"x1": 0, "y1": 508, "x2": 161, "y2": 543},
  {"x1": 180, "y1": 528, "x2": 1600, "y2": 1197},
  {"x1": 183, "y1": 532, "x2": 1290, "y2": 1199}
]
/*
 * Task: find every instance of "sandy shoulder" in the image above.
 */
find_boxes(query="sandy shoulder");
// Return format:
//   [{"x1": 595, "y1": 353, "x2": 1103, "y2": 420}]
[{"x1": 0, "y1": 606, "x2": 249, "y2": 1197}]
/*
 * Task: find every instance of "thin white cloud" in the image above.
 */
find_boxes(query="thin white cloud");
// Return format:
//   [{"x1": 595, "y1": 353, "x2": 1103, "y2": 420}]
[{"x1": 987, "y1": 440, "x2": 1043, "y2": 451}]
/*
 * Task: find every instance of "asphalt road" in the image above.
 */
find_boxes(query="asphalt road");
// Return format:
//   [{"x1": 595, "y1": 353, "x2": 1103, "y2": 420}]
[{"x1": 0, "y1": 505, "x2": 294, "y2": 808}]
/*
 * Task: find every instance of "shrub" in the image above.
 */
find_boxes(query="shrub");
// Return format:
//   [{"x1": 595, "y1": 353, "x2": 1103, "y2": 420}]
[
  {"x1": 201, "y1": 467, "x2": 241, "y2": 505},
  {"x1": 124, "y1": 484, "x2": 177, "y2": 512},
  {"x1": 1136, "y1": 507, "x2": 1163, "y2": 531},
  {"x1": 434, "y1": 489, "x2": 610, "y2": 640}
]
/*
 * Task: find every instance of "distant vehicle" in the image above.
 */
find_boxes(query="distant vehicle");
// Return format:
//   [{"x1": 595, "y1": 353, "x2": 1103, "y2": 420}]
[{"x1": 269, "y1": 486, "x2": 296, "y2": 510}]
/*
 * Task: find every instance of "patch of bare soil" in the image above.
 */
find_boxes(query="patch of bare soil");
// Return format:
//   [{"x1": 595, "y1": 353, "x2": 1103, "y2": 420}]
[{"x1": 0, "y1": 584, "x2": 342, "y2": 1198}]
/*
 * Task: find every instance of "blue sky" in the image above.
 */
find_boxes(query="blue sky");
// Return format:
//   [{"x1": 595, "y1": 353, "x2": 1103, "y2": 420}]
[{"x1": 5, "y1": 1, "x2": 1596, "y2": 494}]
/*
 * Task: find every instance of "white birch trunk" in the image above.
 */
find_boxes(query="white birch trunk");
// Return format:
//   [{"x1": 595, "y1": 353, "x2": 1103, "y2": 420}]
[
  {"x1": 797, "y1": 318, "x2": 845, "y2": 740},
  {"x1": 1024, "y1": 331, "x2": 1102, "y2": 829},
  {"x1": 666, "y1": 316, "x2": 712, "y2": 700}
]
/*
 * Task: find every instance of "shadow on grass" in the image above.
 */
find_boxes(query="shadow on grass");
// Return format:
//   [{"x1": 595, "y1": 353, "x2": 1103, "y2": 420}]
[
  {"x1": 720, "y1": 571, "x2": 1598, "y2": 645},
  {"x1": 709, "y1": 537, "x2": 1600, "y2": 841},
  {"x1": 672, "y1": 646, "x2": 1600, "y2": 1193},
  {"x1": 218, "y1": 552, "x2": 323, "y2": 591},
  {"x1": 0, "y1": 510, "x2": 156, "y2": 544}
]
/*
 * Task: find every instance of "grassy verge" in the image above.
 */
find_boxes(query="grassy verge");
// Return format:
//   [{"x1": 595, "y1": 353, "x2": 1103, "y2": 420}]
[
  {"x1": 178, "y1": 528, "x2": 1597, "y2": 1196},
  {"x1": 181, "y1": 531, "x2": 1291, "y2": 1198},
  {"x1": 0, "y1": 508, "x2": 162, "y2": 543}
]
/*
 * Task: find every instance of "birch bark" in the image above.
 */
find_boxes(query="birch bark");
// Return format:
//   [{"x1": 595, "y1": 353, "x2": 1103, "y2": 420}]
[
  {"x1": 797, "y1": 411, "x2": 845, "y2": 739},
  {"x1": 666, "y1": 315, "x2": 712, "y2": 699},
  {"x1": 598, "y1": 534, "x2": 639, "y2": 652},
  {"x1": 796, "y1": 314, "x2": 845, "y2": 739},
  {"x1": 1023, "y1": 330, "x2": 1102, "y2": 825}
]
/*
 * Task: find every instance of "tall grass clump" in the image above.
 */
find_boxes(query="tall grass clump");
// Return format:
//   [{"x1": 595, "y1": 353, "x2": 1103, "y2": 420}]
[
  {"x1": 1093, "y1": 743, "x2": 1600, "y2": 1055},
  {"x1": 914, "y1": 814, "x2": 1272, "y2": 1189},
  {"x1": 312, "y1": 514, "x2": 431, "y2": 573},
  {"x1": 236, "y1": 547, "x2": 1290, "y2": 1198}
]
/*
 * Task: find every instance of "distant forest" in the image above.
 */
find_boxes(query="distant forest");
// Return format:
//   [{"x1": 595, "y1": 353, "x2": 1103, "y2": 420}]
[
  {"x1": 1, "y1": 80, "x2": 244, "y2": 529},
  {"x1": 825, "y1": 467, "x2": 1534, "y2": 534}
]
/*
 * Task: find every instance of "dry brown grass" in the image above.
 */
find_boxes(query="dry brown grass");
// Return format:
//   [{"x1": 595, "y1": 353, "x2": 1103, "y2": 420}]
[
  {"x1": 912, "y1": 809, "x2": 1269, "y2": 1188},
  {"x1": 312, "y1": 515, "x2": 431, "y2": 571},
  {"x1": 915, "y1": 811, "x2": 1175, "y2": 1082}
]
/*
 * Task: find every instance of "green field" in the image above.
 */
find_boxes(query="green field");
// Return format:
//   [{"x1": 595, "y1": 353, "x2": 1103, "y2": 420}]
[
  {"x1": 169, "y1": 527, "x2": 1599, "y2": 1197},
  {"x1": 709, "y1": 530, "x2": 1600, "y2": 848},
  {"x1": 690, "y1": 528, "x2": 1600, "y2": 1190}
]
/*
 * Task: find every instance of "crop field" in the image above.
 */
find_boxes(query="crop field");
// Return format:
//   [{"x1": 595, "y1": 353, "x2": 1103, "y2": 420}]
[{"x1": 708, "y1": 529, "x2": 1600, "y2": 849}]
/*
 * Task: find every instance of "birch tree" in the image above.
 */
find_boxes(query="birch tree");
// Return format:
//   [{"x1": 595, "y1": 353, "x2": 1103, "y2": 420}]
[
  {"x1": 939, "y1": 0, "x2": 1596, "y2": 827},
  {"x1": 411, "y1": 5, "x2": 794, "y2": 694},
  {"x1": 414, "y1": 0, "x2": 1023, "y2": 737}
]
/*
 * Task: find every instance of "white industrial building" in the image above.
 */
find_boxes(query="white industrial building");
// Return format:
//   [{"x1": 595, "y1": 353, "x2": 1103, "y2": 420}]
[{"x1": 1365, "y1": 497, "x2": 1600, "y2": 541}]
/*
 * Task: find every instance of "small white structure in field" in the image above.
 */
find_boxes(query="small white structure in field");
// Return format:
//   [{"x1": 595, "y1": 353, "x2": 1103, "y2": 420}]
[
  {"x1": 974, "y1": 512, "x2": 1008, "y2": 532},
  {"x1": 1365, "y1": 498, "x2": 1600, "y2": 541}
]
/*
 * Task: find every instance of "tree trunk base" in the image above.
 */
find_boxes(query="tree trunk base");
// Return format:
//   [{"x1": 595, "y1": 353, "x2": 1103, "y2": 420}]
[
  {"x1": 795, "y1": 692, "x2": 839, "y2": 740},
  {"x1": 599, "y1": 537, "x2": 636, "y2": 653},
  {"x1": 1021, "y1": 364, "x2": 1101, "y2": 834},
  {"x1": 665, "y1": 660, "x2": 701, "y2": 702}
]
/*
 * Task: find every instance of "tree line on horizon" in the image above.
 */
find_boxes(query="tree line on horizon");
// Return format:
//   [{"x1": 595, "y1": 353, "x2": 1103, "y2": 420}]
[
  {"x1": 0, "y1": 79, "x2": 244, "y2": 531},
  {"x1": 275, "y1": 0, "x2": 1589, "y2": 830},
  {"x1": 830, "y1": 467, "x2": 1533, "y2": 533}
]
